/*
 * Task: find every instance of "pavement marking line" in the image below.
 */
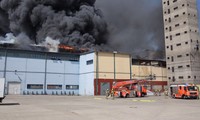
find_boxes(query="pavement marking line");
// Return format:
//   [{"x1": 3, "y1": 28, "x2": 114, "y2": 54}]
[
  {"x1": 94, "y1": 97, "x2": 102, "y2": 100},
  {"x1": 140, "y1": 100, "x2": 156, "y2": 102},
  {"x1": 132, "y1": 100, "x2": 156, "y2": 102}
]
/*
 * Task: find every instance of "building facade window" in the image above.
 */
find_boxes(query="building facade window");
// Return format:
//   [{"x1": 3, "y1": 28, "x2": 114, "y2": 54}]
[
  {"x1": 66, "y1": 85, "x2": 79, "y2": 90},
  {"x1": 47, "y1": 85, "x2": 62, "y2": 90},
  {"x1": 178, "y1": 66, "x2": 183, "y2": 68},
  {"x1": 179, "y1": 76, "x2": 184, "y2": 79},
  {"x1": 176, "y1": 43, "x2": 181, "y2": 46},
  {"x1": 172, "y1": 67, "x2": 174, "y2": 72},
  {"x1": 170, "y1": 45, "x2": 173, "y2": 51},
  {"x1": 174, "y1": 7, "x2": 178, "y2": 10},
  {"x1": 170, "y1": 35, "x2": 172, "y2": 40},
  {"x1": 86, "y1": 60, "x2": 93, "y2": 65},
  {"x1": 27, "y1": 84, "x2": 43, "y2": 89},
  {"x1": 171, "y1": 56, "x2": 174, "y2": 62},
  {"x1": 174, "y1": 14, "x2": 179, "y2": 18},
  {"x1": 175, "y1": 24, "x2": 179, "y2": 27},
  {"x1": 177, "y1": 55, "x2": 182, "y2": 58}
]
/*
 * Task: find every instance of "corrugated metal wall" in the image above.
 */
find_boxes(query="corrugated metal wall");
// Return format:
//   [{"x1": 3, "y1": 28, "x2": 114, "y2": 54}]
[{"x1": 0, "y1": 49, "x2": 80, "y2": 95}]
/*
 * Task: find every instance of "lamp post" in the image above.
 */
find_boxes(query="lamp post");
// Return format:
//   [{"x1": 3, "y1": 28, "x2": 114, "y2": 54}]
[{"x1": 113, "y1": 51, "x2": 117, "y2": 82}]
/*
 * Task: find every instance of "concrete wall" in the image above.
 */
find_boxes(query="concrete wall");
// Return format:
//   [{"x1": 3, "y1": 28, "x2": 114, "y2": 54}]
[
  {"x1": 162, "y1": 0, "x2": 200, "y2": 84},
  {"x1": 132, "y1": 65, "x2": 167, "y2": 81},
  {"x1": 96, "y1": 52, "x2": 131, "y2": 80}
]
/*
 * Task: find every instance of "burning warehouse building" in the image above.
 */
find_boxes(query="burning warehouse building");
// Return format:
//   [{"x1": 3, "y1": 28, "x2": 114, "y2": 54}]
[
  {"x1": 0, "y1": 47, "x2": 167, "y2": 95},
  {"x1": 0, "y1": 0, "x2": 168, "y2": 95}
]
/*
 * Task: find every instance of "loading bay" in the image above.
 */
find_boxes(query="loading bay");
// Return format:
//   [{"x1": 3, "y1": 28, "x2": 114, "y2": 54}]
[{"x1": 0, "y1": 95, "x2": 200, "y2": 120}]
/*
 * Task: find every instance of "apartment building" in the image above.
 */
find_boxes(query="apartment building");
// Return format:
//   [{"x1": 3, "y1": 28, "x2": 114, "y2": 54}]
[{"x1": 162, "y1": 0, "x2": 200, "y2": 84}]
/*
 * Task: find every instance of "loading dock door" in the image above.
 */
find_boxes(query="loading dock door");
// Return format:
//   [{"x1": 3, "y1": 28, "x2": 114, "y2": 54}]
[
  {"x1": 100, "y1": 82, "x2": 110, "y2": 95},
  {"x1": 8, "y1": 82, "x2": 21, "y2": 95}
]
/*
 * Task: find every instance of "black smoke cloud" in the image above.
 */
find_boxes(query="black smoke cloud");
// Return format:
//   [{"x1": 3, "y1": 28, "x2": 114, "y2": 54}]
[
  {"x1": 0, "y1": 0, "x2": 166, "y2": 60},
  {"x1": 0, "y1": 0, "x2": 108, "y2": 48},
  {"x1": 96, "y1": 0, "x2": 165, "y2": 60}
]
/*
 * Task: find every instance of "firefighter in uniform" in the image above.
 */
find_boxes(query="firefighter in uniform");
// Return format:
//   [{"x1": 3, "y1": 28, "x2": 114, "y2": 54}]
[
  {"x1": 105, "y1": 89, "x2": 110, "y2": 99},
  {"x1": 158, "y1": 89, "x2": 161, "y2": 96},
  {"x1": 111, "y1": 88, "x2": 115, "y2": 100},
  {"x1": 164, "y1": 89, "x2": 168, "y2": 96},
  {"x1": 164, "y1": 89, "x2": 168, "y2": 99}
]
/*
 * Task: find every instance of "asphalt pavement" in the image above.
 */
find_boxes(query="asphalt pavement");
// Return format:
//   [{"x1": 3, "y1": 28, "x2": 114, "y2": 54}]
[{"x1": 0, "y1": 95, "x2": 200, "y2": 120}]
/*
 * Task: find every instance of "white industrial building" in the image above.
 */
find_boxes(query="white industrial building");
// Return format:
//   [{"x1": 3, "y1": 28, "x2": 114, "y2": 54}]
[
  {"x1": 0, "y1": 48, "x2": 167, "y2": 96},
  {"x1": 0, "y1": 48, "x2": 80, "y2": 95}
]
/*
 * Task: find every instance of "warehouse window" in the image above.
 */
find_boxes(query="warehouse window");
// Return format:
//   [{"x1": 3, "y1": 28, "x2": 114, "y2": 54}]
[
  {"x1": 171, "y1": 56, "x2": 174, "y2": 62},
  {"x1": 170, "y1": 45, "x2": 173, "y2": 51},
  {"x1": 47, "y1": 85, "x2": 62, "y2": 90},
  {"x1": 176, "y1": 43, "x2": 181, "y2": 46},
  {"x1": 174, "y1": 14, "x2": 179, "y2": 18},
  {"x1": 175, "y1": 24, "x2": 179, "y2": 27},
  {"x1": 168, "y1": 9, "x2": 170, "y2": 14},
  {"x1": 179, "y1": 76, "x2": 184, "y2": 79},
  {"x1": 170, "y1": 35, "x2": 172, "y2": 40},
  {"x1": 174, "y1": 7, "x2": 178, "y2": 10},
  {"x1": 27, "y1": 84, "x2": 43, "y2": 89},
  {"x1": 169, "y1": 27, "x2": 172, "y2": 31},
  {"x1": 176, "y1": 33, "x2": 180, "y2": 36},
  {"x1": 186, "y1": 65, "x2": 190, "y2": 67},
  {"x1": 172, "y1": 67, "x2": 174, "y2": 72},
  {"x1": 86, "y1": 60, "x2": 93, "y2": 65},
  {"x1": 177, "y1": 55, "x2": 182, "y2": 58},
  {"x1": 169, "y1": 18, "x2": 171, "y2": 22},
  {"x1": 178, "y1": 66, "x2": 183, "y2": 68},
  {"x1": 66, "y1": 85, "x2": 79, "y2": 90}
]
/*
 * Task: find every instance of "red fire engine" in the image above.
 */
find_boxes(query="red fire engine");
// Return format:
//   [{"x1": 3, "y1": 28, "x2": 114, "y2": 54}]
[
  {"x1": 112, "y1": 80, "x2": 147, "y2": 98},
  {"x1": 170, "y1": 84, "x2": 199, "y2": 99}
]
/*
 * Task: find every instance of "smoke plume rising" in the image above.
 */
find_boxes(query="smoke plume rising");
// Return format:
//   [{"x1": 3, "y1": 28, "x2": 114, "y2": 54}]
[
  {"x1": 0, "y1": 0, "x2": 165, "y2": 60},
  {"x1": 96, "y1": 0, "x2": 165, "y2": 60},
  {"x1": 0, "y1": 0, "x2": 108, "y2": 50}
]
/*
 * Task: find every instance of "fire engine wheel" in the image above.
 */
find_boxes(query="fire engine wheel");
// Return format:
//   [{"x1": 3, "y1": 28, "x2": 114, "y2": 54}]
[
  {"x1": 125, "y1": 94, "x2": 129, "y2": 98},
  {"x1": 172, "y1": 94, "x2": 175, "y2": 99},
  {"x1": 182, "y1": 95, "x2": 187, "y2": 99},
  {"x1": 197, "y1": 96, "x2": 199, "y2": 99}
]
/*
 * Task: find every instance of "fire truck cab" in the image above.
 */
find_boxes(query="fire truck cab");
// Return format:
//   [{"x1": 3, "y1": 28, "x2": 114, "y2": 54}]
[{"x1": 170, "y1": 84, "x2": 199, "y2": 99}]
